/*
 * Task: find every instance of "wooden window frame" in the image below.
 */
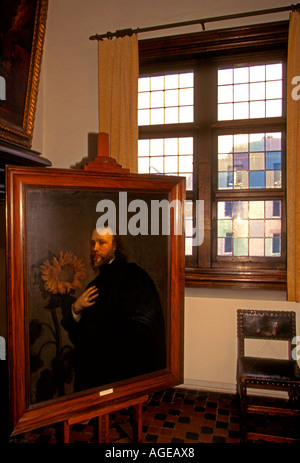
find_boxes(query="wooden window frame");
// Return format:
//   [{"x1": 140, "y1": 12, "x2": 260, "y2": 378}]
[{"x1": 138, "y1": 21, "x2": 289, "y2": 290}]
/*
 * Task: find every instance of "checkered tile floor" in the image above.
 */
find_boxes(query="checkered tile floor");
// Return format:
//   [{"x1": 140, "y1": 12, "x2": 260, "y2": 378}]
[{"x1": 7, "y1": 388, "x2": 300, "y2": 444}]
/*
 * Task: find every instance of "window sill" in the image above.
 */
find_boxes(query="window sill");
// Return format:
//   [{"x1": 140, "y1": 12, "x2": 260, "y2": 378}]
[{"x1": 185, "y1": 267, "x2": 287, "y2": 291}]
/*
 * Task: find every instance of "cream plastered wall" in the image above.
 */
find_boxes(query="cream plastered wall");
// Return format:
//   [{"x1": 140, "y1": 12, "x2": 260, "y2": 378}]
[{"x1": 31, "y1": 0, "x2": 300, "y2": 394}]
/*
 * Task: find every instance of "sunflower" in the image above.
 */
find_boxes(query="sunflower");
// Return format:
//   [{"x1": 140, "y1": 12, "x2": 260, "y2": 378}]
[{"x1": 40, "y1": 250, "x2": 87, "y2": 295}]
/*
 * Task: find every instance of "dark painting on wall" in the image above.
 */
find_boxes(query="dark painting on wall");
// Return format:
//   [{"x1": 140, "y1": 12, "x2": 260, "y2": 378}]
[{"x1": 0, "y1": 0, "x2": 48, "y2": 147}]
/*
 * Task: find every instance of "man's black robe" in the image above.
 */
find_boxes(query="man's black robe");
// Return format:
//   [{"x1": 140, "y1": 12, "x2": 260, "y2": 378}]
[{"x1": 64, "y1": 258, "x2": 166, "y2": 392}]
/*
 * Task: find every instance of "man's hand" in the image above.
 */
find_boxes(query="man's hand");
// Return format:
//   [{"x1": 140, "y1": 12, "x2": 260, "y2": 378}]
[{"x1": 73, "y1": 286, "x2": 99, "y2": 314}]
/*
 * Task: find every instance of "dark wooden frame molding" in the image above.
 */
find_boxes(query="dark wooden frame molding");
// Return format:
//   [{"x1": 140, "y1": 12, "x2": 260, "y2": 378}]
[{"x1": 5, "y1": 152, "x2": 185, "y2": 436}]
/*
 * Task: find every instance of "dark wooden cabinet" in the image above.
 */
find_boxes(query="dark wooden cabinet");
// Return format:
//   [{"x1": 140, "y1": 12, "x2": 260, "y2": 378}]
[{"x1": 0, "y1": 140, "x2": 51, "y2": 202}]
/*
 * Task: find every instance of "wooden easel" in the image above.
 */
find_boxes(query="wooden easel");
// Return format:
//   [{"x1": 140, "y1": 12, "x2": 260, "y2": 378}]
[
  {"x1": 58, "y1": 394, "x2": 148, "y2": 443},
  {"x1": 83, "y1": 132, "x2": 130, "y2": 174},
  {"x1": 57, "y1": 133, "x2": 148, "y2": 443}
]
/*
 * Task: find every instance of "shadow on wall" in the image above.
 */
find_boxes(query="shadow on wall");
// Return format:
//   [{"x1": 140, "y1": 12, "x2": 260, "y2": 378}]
[{"x1": 70, "y1": 133, "x2": 99, "y2": 169}]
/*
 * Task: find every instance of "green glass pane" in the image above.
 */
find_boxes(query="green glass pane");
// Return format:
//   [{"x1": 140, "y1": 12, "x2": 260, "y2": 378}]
[
  {"x1": 249, "y1": 133, "x2": 265, "y2": 152},
  {"x1": 218, "y1": 220, "x2": 232, "y2": 237},
  {"x1": 233, "y1": 238, "x2": 248, "y2": 256}
]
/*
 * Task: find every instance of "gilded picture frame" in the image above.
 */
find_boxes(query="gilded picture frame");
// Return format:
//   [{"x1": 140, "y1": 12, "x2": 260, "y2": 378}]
[{"x1": 0, "y1": 0, "x2": 48, "y2": 148}]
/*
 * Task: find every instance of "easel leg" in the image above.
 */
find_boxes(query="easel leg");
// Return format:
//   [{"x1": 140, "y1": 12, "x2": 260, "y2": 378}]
[
  {"x1": 93, "y1": 415, "x2": 110, "y2": 443},
  {"x1": 132, "y1": 403, "x2": 143, "y2": 442},
  {"x1": 55, "y1": 421, "x2": 70, "y2": 443}
]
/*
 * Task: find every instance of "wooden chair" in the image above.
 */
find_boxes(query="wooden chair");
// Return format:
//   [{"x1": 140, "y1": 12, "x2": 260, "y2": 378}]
[{"x1": 237, "y1": 309, "x2": 300, "y2": 443}]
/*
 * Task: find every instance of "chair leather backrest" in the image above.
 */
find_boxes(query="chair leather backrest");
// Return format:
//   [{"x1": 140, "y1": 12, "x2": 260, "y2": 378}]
[{"x1": 237, "y1": 309, "x2": 296, "y2": 341}]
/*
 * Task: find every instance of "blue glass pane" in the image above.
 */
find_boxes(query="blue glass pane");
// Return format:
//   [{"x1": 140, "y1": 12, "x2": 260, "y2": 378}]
[
  {"x1": 224, "y1": 201, "x2": 233, "y2": 217},
  {"x1": 218, "y1": 172, "x2": 233, "y2": 189},
  {"x1": 249, "y1": 171, "x2": 265, "y2": 188},
  {"x1": 266, "y1": 151, "x2": 281, "y2": 170},
  {"x1": 234, "y1": 153, "x2": 249, "y2": 171}
]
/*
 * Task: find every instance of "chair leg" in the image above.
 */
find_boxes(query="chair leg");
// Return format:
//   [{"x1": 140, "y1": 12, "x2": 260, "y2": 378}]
[{"x1": 237, "y1": 381, "x2": 248, "y2": 442}]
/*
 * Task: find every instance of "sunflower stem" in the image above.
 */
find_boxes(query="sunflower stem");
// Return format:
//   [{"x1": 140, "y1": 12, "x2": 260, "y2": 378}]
[{"x1": 50, "y1": 309, "x2": 65, "y2": 396}]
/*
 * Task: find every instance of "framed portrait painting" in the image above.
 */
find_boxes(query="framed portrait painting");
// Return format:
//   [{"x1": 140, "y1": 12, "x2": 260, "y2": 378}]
[
  {"x1": 6, "y1": 164, "x2": 185, "y2": 436},
  {"x1": 0, "y1": 0, "x2": 48, "y2": 147}
]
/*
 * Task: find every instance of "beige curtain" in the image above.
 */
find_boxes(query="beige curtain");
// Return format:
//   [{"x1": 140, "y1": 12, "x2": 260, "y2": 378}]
[
  {"x1": 98, "y1": 34, "x2": 139, "y2": 173},
  {"x1": 287, "y1": 11, "x2": 300, "y2": 301}
]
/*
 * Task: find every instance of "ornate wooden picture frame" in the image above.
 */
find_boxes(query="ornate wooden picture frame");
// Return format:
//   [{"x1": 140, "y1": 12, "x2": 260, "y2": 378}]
[
  {"x1": 6, "y1": 164, "x2": 185, "y2": 437},
  {"x1": 0, "y1": 0, "x2": 48, "y2": 148}
]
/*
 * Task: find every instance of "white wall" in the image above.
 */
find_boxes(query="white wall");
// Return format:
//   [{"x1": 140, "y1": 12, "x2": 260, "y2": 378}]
[{"x1": 32, "y1": 0, "x2": 299, "y2": 394}]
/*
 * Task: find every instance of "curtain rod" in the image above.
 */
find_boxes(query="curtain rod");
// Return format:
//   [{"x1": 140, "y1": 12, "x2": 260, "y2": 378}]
[{"x1": 89, "y1": 3, "x2": 299, "y2": 41}]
